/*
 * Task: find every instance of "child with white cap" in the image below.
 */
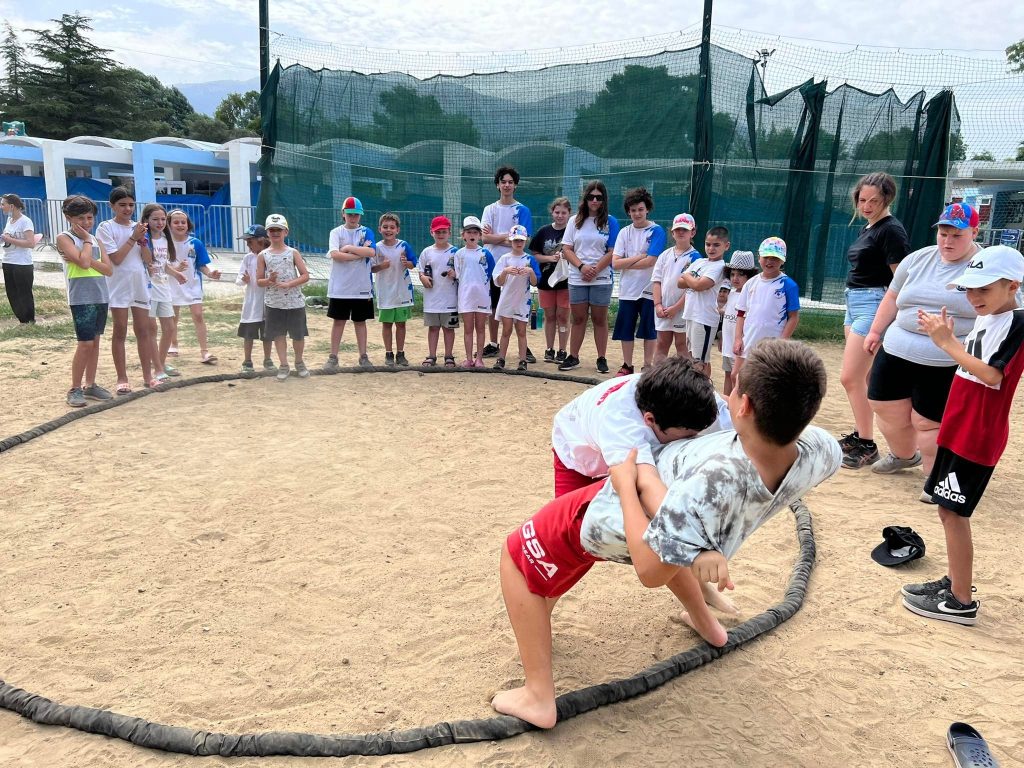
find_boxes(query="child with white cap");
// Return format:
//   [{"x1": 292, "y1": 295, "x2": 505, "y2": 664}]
[
  {"x1": 720, "y1": 250, "x2": 758, "y2": 394},
  {"x1": 903, "y1": 245, "x2": 1024, "y2": 626},
  {"x1": 452, "y1": 215, "x2": 496, "y2": 367},
  {"x1": 257, "y1": 214, "x2": 310, "y2": 381},
  {"x1": 652, "y1": 212, "x2": 698, "y2": 362},
  {"x1": 733, "y1": 236, "x2": 800, "y2": 377},
  {"x1": 325, "y1": 196, "x2": 376, "y2": 370},
  {"x1": 492, "y1": 224, "x2": 541, "y2": 371}
]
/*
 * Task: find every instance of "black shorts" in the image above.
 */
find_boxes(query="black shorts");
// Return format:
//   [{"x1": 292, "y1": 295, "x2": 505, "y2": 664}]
[
  {"x1": 923, "y1": 446, "x2": 994, "y2": 517},
  {"x1": 327, "y1": 298, "x2": 374, "y2": 322},
  {"x1": 867, "y1": 347, "x2": 957, "y2": 423},
  {"x1": 490, "y1": 281, "x2": 501, "y2": 311},
  {"x1": 264, "y1": 306, "x2": 308, "y2": 340},
  {"x1": 237, "y1": 321, "x2": 265, "y2": 340}
]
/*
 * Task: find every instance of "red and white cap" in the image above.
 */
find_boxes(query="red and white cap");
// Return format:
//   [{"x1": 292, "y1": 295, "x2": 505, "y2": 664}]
[{"x1": 671, "y1": 213, "x2": 696, "y2": 231}]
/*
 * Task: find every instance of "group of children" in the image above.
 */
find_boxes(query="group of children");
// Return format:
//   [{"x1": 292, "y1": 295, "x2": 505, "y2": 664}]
[
  {"x1": 56, "y1": 188, "x2": 219, "y2": 406},
  {"x1": 491, "y1": 243, "x2": 1024, "y2": 728}
]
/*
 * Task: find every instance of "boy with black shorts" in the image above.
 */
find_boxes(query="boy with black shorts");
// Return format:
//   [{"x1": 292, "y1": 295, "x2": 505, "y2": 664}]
[
  {"x1": 903, "y1": 245, "x2": 1024, "y2": 626},
  {"x1": 494, "y1": 339, "x2": 841, "y2": 728},
  {"x1": 325, "y1": 196, "x2": 376, "y2": 369}
]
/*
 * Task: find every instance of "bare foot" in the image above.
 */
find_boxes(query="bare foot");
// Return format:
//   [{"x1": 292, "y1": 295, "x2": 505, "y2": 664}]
[
  {"x1": 491, "y1": 686, "x2": 557, "y2": 729},
  {"x1": 677, "y1": 611, "x2": 729, "y2": 647},
  {"x1": 701, "y1": 581, "x2": 739, "y2": 614}
]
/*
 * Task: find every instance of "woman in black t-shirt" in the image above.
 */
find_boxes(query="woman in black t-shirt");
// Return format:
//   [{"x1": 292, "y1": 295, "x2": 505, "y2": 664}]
[
  {"x1": 529, "y1": 197, "x2": 572, "y2": 363},
  {"x1": 839, "y1": 172, "x2": 911, "y2": 469}
]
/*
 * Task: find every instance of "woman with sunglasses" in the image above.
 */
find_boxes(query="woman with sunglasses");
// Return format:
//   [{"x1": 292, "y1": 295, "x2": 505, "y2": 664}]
[{"x1": 557, "y1": 181, "x2": 620, "y2": 372}]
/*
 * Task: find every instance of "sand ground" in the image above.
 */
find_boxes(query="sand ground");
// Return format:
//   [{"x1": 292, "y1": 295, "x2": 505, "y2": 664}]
[{"x1": 0, "y1": 282, "x2": 1022, "y2": 767}]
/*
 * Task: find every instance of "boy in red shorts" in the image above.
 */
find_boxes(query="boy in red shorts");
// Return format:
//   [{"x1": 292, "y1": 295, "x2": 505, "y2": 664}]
[
  {"x1": 903, "y1": 245, "x2": 1024, "y2": 625},
  {"x1": 493, "y1": 339, "x2": 841, "y2": 728}
]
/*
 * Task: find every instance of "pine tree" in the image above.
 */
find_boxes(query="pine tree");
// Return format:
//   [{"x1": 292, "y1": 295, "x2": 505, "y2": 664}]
[{"x1": 0, "y1": 21, "x2": 27, "y2": 110}]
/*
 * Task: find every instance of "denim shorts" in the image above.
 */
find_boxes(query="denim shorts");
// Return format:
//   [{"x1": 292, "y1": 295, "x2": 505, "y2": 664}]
[
  {"x1": 568, "y1": 282, "x2": 613, "y2": 307},
  {"x1": 844, "y1": 286, "x2": 887, "y2": 337}
]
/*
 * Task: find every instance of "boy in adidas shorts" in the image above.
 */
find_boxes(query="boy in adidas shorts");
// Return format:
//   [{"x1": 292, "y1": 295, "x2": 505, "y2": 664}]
[
  {"x1": 902, "y1": 245, "x2": 1024, "y2": 626},
  {"x1": 493, "y1": 339, "x2": 841, "y2": 729}
]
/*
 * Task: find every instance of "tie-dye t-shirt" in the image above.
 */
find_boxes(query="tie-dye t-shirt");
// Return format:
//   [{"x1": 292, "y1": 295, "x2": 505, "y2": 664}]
[{"x1": 579, "y1": 426, "x2": 841, "y2": 565}]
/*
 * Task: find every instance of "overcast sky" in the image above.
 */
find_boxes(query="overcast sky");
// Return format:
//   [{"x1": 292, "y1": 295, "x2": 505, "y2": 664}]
[{"x1": 0, "y1": 0, "x2": 1020, "y2": 85}]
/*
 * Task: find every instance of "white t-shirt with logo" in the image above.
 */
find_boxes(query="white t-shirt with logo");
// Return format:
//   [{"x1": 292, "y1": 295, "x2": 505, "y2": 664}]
[
  {"x1": 374, "y1": 239, "x2": 417, "y2": 309},
  {"x1": 97, "y1": 219, "x2": 146, "y2": 295},
  {"x1": 561, "y1": 216, "x2": 620, "y2": 286},
  {"x1": 2, "y1": 214, "x2": 35, "y2": 266},
  {"x1": 493, "y1": 253, "x2": 541, "y2": 322},
  {"x1": 579, "y1": 426, "x2": 841, "y2": 564},
  {"x1": 652, "y1": 245, "x2": 695, "y2": 331},
  {"x1": 147, "y1": 236, "x2": 173, "y2": 304},
  {"x1": 419, "y1": 245, "x2": 458, "y2": 313},
  {"x1": 721, "y1": 288, "x2": 740, "y2": 360},
  {"x1": 613, "y1": 223, "x2": 667, "y2": 301},
  {"x1": 454, "y1": 246, "x2": 495, "y2": 314},
  {"x1": 681, "y1": 257, "x2": 727, "y2": 327},
  {"x1": 481, "y1": 201, "x2": 533, "y2": 262},
  {"x1": 551, "y1": 375, "x2": 732, "y2": 478},
  {"x1": 328, "y1": 224, "x2": 376, "y2": 299}
]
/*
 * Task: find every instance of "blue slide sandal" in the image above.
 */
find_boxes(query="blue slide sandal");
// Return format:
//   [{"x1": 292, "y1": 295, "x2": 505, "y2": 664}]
[{"x1": 947, "y1": 722, "x2": 1000, "y2": 767}]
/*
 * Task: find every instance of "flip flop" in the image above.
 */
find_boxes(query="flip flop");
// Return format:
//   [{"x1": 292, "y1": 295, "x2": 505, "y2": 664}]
[
  {"x1": 200, "y1": 353, "x2": 218, "y2": 365},
  {"x1": 115, "y1": 383, "x2": 132, "y2": 396},
  {"x1": 947, "y1": 722, "x2": 1000, "y2": 767}
]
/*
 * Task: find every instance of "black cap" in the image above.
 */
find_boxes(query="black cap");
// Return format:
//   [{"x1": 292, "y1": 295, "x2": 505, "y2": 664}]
[
  {"x1": 237, "y1": 224, "x2": 268, "y2": 240},
  {"x1": 870, "y1": 526, "x2": 926, "y2": 567}
]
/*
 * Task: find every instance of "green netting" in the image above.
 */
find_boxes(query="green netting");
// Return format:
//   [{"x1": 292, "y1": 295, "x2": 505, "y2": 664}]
[{"x1": 258, "y1": 26, "x2": 1024, "y2": 304}]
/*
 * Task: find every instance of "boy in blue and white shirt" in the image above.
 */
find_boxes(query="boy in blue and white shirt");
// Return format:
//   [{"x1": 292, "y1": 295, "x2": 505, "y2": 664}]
[
  {"x1": 326, "y1": 196, "x2": 376, "y2": 369},
  {"x1": 493, "y1": 224, "x2": 541, "y2": 371},
  {"x1": 372, "y1": 212, "x2": 417, "y2": 367},
  {"x1": 611, "y1": 187, "x2": 666, "y2": 376},
  {"x1": 482, "y1": 165, "x2": 534, "y2": 359},
  {"x1": 733, "y1": 236, "x2": 801, "y2": 377}
]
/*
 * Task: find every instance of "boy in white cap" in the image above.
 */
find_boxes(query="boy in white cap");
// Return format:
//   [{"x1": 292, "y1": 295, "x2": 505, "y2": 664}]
[
  {"x1": 325, "y1": 196, "x2": 376, "y2": 369},
  {"x1": 453, "y1": 215, "x2": 496, "y2": 367},
  {"x1": 257, "y1": 214, "x2": 311, "y2": 380},
  {"x1": 652, "y1": 213, "x2": 698, "y2": 362},
  {"x1": 733, "y1": 236, "x2": 800, "y2": 378},
  {"x1": 720, "y1": 250, "x2": 758, "y2": 394},
  {"x1": 493, "y1": 224, "x2": 541, "y2": 371},
  {"x1": 903, "y1": 245, "x2": 1024, "y2": 625}
]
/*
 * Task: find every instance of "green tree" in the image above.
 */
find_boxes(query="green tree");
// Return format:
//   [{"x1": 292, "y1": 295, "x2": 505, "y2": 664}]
[
  {"x1": 367, "y1": 85, "x2": 478, "y2": 147},
  {"x1": 184, "y1": 113, "x2": 235, "y2": 143},
  {"x1": 1017, "y1": 141, "x2": 1024, "y2": 162},
  {"x1": 569, "y1": 65, "x2": 701, "y2": 158},
  {"x1": 1007, "y1": 39, "x2": 1024, "y2": 72},
  {"x1": 971, "y1": 150, "x2": 996, "y2": 161},
  {"x1": 16, "y1": 13, "x2": 131, "y2": 139},
  {"x1": 0, "y1": 20, "x2": 26, "y2": 108},
  {"x1": 214, "y1": 90, "x2": 260, "y2": 134}
]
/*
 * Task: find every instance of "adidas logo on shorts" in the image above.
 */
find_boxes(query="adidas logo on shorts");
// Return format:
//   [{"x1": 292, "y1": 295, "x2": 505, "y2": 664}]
[{"x1": 932, "y1": 472, "x2": 967, "y2": 505}]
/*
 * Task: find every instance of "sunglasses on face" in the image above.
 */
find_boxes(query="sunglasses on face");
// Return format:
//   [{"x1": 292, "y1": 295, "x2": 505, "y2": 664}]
[{"x1": 587, "y1": 194, "x2": 604, "y2": 201}]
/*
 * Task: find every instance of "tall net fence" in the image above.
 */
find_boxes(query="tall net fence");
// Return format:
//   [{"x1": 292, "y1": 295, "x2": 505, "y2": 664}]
[{"x1": 260, "y1": 26, "x2": 1024, "y2": 302}]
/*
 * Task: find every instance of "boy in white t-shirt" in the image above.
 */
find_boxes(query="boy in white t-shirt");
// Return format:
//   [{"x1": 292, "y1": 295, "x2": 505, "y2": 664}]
[
  {"x1": 325, "y1": 196, "x2": 376, "y2": 370},
  {"x1": 372, "y1": 212, "x2": 417, "y2": 367},
  {"x1": 652, "y1": 213, "x2": 699, "y2": 362},
  {"x1": 720, "y1": 251, "x2": 757, "y2": 395},
  {"x1": 481, "y1": 165, "x2": 534, "y2": 361},
  {"x1": 492, "y1": 339, "x2": 840, "y2": 728},
  {"x1": 680, "y1": 224, "x2": 729, "y2": 375},
  {"x1": 734, "y1": 237, "x2": 800, "y2": 379},
  {"x1": 453, "y1": 216, "x2": 496, "y2": 368},
  {"x1": 418, "y1": 216, "x2": 459, "y2": 367},
  {"x1": 234, "y1": 224, "x2": 275, "y2": 374},
  {"x1": 611, "y1": 187, "x2": 666, "y2": 376},
  {"x1": 492, "y1": 224, "x2": 541, "y2": 371}
]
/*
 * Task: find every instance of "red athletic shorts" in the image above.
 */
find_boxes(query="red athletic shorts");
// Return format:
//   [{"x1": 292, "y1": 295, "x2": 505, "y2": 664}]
[
  {"x1": 553, "y1": 448, "x2": 601, "y2": 497},
  {"x1": 506, "y1": 480, "x2": 606, "y2": 598}
]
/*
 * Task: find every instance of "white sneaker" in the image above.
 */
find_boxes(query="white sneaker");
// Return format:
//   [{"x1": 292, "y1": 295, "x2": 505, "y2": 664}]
[{"x1": 871, "y1": 451, "x2": 922, "y2": 474}]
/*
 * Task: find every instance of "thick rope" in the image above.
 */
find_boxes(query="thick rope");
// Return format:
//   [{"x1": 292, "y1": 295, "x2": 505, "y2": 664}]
[{"x1": 0, "y1": 369, "x2": 817, "y2": 757}]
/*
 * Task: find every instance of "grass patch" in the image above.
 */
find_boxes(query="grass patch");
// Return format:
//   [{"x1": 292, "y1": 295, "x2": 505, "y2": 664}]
[
  {"x1": 793, "y1": 310, "x2": 845, "y2": 343},
  {"x1": 0, "y1": 286, "x2": 69, "y2": 322}
]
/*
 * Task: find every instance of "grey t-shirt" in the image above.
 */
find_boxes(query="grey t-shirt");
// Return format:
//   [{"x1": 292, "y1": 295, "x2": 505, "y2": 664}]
[
  {"x1": 882, "y1": 244, "x2": 978, "y2": 366},
  {"x1": 579, "y1": 426, "x2": 841, "y2": 566}
]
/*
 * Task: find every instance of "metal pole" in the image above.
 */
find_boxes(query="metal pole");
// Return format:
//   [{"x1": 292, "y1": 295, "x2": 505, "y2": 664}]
[{"x1": 259, "y1": 0, "x2": 269, "y2": 92}]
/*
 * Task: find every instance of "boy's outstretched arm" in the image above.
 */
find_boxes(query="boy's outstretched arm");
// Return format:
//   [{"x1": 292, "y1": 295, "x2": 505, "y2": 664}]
[{"x1": 609, "y1": 450, "x2": 680, "y2": 588}]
